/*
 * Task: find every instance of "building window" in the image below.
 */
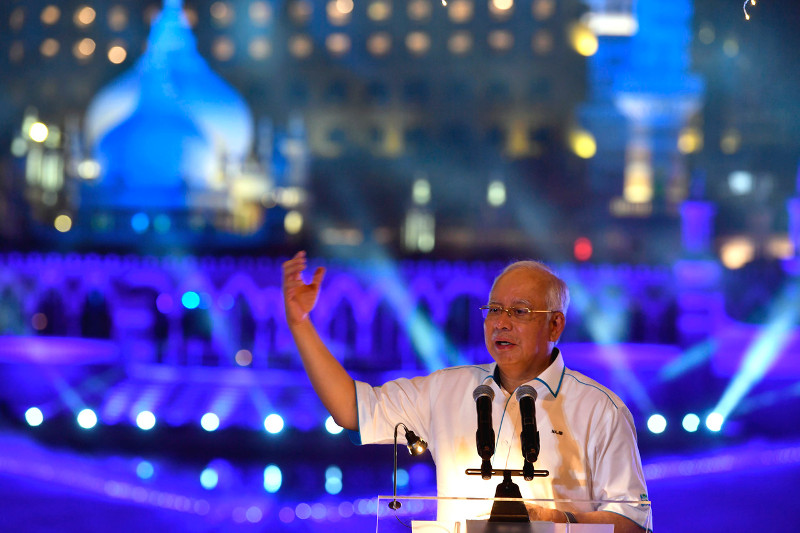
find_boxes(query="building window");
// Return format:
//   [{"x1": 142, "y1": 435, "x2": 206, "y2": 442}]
[
  {"x1": 447, "y1": 0, "x2": 474, "y2": 24},
  {"x1": 326, "y1": 33, "x2": 351, "y2": 57},
  {"x1": 249, "y1": 1, "x2": 273, "y2": 27},
  {"x1": 327, "y1": 0, "x2": 353, "y2": 26},
  {"x1": 448, "y1": 31, "x2": 473, "y2": 55},
  {"x1": 403, "y1": 80, "x2": 430, "y2": 105},
  {"x1": 407, "y1": 0, "x2": 432, "y2": 22},
  {"x1": 366, "y1": 81, "x2": 390, "y2": 104},
  {"x1": 40, "y1": 38, "x2": 60, "y2": 58},
  {"x1": 288, "y1": 0, "x2": 313, "y2": 25},
  {"x1": 9, "y1": 7, "x2": 25, "y2": 32},
  {"x1": 73, "y1": 38, "x2": 97, "y2": 60},
  {"x1": 288, "y1": 80, "x2": 310, "y2": 106},
  {"x1": 324, "y1": 80, "x2": 349, "y2": 104},
  {"x1": 288, "y1": 34, "x2": 314, "y2": 59},
  {"x1": 532, "y1": 30, "x2": 554, "y2": 55},
  {"x1": 487, "y1": 30, "x2": 514, "y2": 52},
  {"x1": 212, "y1": 37, "x2": 235, "y2": 61},
  {"x1": 367, "y1": 0, "x2": 392, "y2": 22},
  {"x1": 532, "y1": 0, "x2": 555, "y2": 21},
  {"x1": 210, "y1": 1, "x2": 235, "y2": 27},
  {"x1": 108, "y1": 6, "x2": 129, "y2": 31},
  {"x1": 489, "y1": 0, "x2": 514, "y2": 21},
  {"x1": 74, "y1": 6, "x2": 97, "y2": 27},
  {"x1": 367, "y1": 32, "x2": 392, "y2": 56},
  {"x1": 405, "y1": 31, "x2": 431, "y2": 56},
  {"x1": 248, "y1": 37, "x2": 272, "y2": 60},
  {"x1": 40, "y1": 5, "x2": 61, "y2": 26}
]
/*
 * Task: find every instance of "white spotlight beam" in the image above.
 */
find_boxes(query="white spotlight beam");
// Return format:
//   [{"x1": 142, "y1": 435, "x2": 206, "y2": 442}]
[{"x1": 712, "y1": 282, "x2": 799, "y2": 422}]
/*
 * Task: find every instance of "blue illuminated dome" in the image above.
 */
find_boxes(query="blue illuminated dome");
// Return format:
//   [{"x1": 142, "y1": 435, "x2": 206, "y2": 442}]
[{"x1": 85, "y1": 0, "x2": 254, "y2": 207}]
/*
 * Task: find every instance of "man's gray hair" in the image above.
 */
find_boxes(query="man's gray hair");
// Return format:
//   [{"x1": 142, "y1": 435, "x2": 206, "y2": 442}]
[{"x1": 492, "y1": 260, "x2": 570, "y2": 316}]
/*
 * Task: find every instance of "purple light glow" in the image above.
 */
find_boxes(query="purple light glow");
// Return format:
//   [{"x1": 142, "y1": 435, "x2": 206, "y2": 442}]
[
  {"x1": 0, "y1": 336, "x2": 120, "y2": 365},
  {"x1": 156, "y1": 293, "x2": 173, "y2": 314}
]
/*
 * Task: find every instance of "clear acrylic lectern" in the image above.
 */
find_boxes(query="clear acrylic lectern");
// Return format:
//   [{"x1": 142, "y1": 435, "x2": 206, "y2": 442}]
[{"x1": 376, "y1": 496, "x2": 652, "y2": 533}]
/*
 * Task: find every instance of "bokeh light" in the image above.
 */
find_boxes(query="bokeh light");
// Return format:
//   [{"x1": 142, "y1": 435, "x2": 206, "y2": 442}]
[
  {"x1": 264, "y1": 414, "x2": 285, "y2": 434},
  {"x1": 706, "y1": 412, "x2": 724, "y2": 432},
  {"x1": 325, "y1": 416, "x2": 344, "y2": 435},
  {"x1": 200, "y1": 468, "x2": 219, "y2": 489},
  {"x1": 647, "y1": 414, "x2": 667, "y2": 434},
  {"x1": 136, "y1": 411, "x2": 156, "y2": 430},
  {"x1": 201, "y1": 413, "x2": 220, "y2": 432},
  {"x1": 263, "y1": 464, "x2": 282, "y2": 492},
  {"x1": 77, "y1": 408, "x2": 98, "y2": 429},
  {"x1": 682, "y1": 413, "x2": 701, "y2": 433},
  {"x1": 25, "y1": 407, "x2": 44, "y2": 427}
]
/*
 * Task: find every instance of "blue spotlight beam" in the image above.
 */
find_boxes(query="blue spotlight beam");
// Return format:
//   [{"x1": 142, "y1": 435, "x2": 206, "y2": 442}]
[
  {"x1": 659, "y1": 339, "x2": 718, "y2": 381},
  {"x1": 712, "y1": 281, "x2": 800, "y2": 421},
  {"x1": 355, "y1": 256, "x2": 458, "y2": 372},
  {"x1": 561, "y1": 270, "x2": 656, "y2": 414}
]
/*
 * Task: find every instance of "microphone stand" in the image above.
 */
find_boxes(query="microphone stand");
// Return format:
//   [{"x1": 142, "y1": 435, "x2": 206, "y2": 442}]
[
  {"x1": 388, "y1": 422, "x2": 427, "y2": 511},
  {"x1": 465, "y1": 465, "x2": 549, "y2": 522}
]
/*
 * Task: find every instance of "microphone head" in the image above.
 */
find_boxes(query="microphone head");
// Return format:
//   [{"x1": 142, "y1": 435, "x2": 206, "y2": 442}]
[
  {"x1": 473, "y1": 384, "x2": 495, "y2": 402},
  {"x1": 516, "y1": 385, "x2": 537, "y2": 402}
]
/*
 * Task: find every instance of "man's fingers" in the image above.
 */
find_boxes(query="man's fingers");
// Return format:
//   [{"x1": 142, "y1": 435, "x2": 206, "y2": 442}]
[
  {"x1": 282, "y1": 254, "x2": 307, "y2": 282},
  {"x1": 311, "y1": 266, "x2": 326, "y2": 287}
]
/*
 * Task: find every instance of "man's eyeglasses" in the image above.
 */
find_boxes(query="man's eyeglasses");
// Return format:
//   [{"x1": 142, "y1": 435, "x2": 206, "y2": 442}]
[{"x1": 479, "y1": 305, "x2": 556, "y2": 321}]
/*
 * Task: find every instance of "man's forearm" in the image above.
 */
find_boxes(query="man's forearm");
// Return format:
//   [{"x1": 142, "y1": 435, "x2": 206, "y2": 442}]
[
  {"x1": 289, "y1": 319, "x2": 358, "y2": 431},
  {"x1": 529, "y1": 507, "x2": 645, "y2": 532},
  {"x1": 572, "y1": 510, "x2": 645, "y2": 532}
]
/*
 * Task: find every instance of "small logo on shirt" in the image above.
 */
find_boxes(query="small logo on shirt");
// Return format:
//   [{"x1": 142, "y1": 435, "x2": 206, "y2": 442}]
[
  {"x1": 640, "y1": 493, "x2": 650, "y2": 508},
  {"x1": 551, "y1": 429, "x2": 563, "y2": 435}
]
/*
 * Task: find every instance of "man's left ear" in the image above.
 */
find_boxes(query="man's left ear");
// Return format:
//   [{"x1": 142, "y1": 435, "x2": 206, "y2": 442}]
[{"x1": 549, "y1": 312, "x2": 566, "y2": 342}]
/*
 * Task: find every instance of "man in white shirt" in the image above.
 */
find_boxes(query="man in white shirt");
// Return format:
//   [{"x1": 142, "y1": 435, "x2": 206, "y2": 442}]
[{"x1": 283, "y1": 251, "x2": 650, "y2": 532}]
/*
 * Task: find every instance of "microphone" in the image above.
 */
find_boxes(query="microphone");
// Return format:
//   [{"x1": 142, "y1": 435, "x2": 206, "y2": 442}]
[
  {"x1": 473, "y1": 384, "x2": 495, "y2": 479},
  {"x1": 516, "y1": 385, "x2": 540, "y2": 465}
]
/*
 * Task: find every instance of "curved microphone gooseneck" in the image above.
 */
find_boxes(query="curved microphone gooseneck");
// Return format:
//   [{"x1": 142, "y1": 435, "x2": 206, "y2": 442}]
[{"x1": 388, "y1": 422, "x2": 428, "y2": 511}]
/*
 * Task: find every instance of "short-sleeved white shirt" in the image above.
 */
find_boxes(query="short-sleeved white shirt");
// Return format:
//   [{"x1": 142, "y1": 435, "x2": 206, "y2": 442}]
[{"x1": 354, "y1": 349, "x2": 650, "y2": 527}]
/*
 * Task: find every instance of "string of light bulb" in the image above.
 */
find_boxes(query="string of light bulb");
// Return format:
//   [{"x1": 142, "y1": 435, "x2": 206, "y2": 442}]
[{"x1": 743, "y1": 0, "x2": 756, "y2": 20}]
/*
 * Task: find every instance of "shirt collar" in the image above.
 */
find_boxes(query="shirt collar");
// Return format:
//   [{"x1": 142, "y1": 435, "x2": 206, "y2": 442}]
[{"x1": 491, "y1": 347, "x2": 566, "y2": 399}]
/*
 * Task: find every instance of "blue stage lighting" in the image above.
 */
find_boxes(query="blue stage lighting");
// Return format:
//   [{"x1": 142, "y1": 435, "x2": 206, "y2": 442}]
[
  {"x1": 153, "y1": 214, "x2": 171, "y2": 233},
  {"x1": 77, "y1": 408, "x2": 98, "y2": 429},
  {"x1": 710, "y1": 282, "x2": 799, "y2": 423},
  {"x1": 682, "y1": 413, "x2": 701, "y2": 432},
  {"x1": 264, "y1": 413, "x2": 284, "y2": 434},
  {"x1": 295, "y1": 503, "x2": 312, "y2": 520},
  {"x1": 182, "y1": 291, "x2": 201, "y2": 309},
  {"x1": 324, "y1": 473, "x2": 346, "y2": 499},
  {"x1": 136, "y1": 411, "x2": 156, "y2": 430},
  {"x1": 706, "y1": 412, "x2": 724, "y2": 432},
  {"x1": 218, "y1": 293, "x2": 235, "y2": 310},
  {"x1": 338, "y1": 501, "x2": 355, "y2": 518},
  {"x1": 156, "y1": 293, "x2": 174, "y2": 314},
  {"x1": 647, "y1": 414, "x2": 667, "y2": 434},
  {"x1": 325, "y1": 415, "x2": 344, "y2": 434},
  {"x1": 325, "y1": 477, "x2": 343, "y2": 494},
  {"x1": 131, "y1": 212, "x2": 150, "y2": 233},
  {"x1": 200, "y1": 468, "x2": 219, "y2": 490},
  {"x1": 245, "y1": 507, "x2": 263, "y2": 524},
  {"x1": 201, "y1": 412, "x2": 220, "y2": 431},
  {"x1": 395, "y1": 468, "x2": 410, "y2": 488},
  {"x1": 136, "y1": 460, "x2": 155, "y2": 480},
  {"x1": 263, "y1": 464, "x2": 282, "y2": 493},
  {"x1": 310, "y1": 502, "x2": 327, "y2": 519},
  {"x1": 25, "y1": 407, "x2": 44, "y2": 427},
  {"x1": 326, "y1": 465, "x2": 342, "y2": 480}
]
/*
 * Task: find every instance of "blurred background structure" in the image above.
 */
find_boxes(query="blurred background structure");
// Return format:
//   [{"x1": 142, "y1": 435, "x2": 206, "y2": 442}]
[{"x1": 1, "y1": 0, "x2": 800, "y2": 531}]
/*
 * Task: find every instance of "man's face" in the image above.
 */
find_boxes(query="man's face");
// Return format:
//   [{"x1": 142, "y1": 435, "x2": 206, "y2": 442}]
[{"x1": 483, "y1": 268, "x2": 565, "y2": 380}]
